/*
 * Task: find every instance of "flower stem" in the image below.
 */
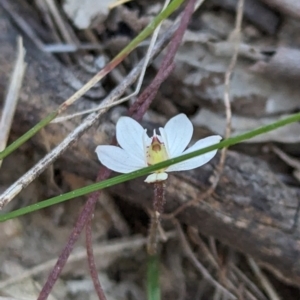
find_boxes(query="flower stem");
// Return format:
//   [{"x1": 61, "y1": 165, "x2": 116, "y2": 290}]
[{"x1": 147, "y1": 181, "x2": 166, "y2": 255}]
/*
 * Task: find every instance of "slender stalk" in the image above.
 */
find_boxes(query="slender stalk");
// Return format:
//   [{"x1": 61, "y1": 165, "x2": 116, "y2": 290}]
[
  {"x1": 36, "y1": 167, "x2": 111, "y2": 300},
  {"x1": 0, "y1": 37, "x2": 26, "y2": 168},
  {"x1": 147, "y1": 182, "x2": 166, "y2": 255},
  {"x1": 0, "y1": 109, "x2": 300, "y2": 222},
  {"x1": 86, "y1": 218, "x2": 107, "y2": 300},
  {"x1": 2, "y1": 110, "x2": 300, "y2": 221},
  {"x1": 147, "y1": 254, "x2": 161, "y2": 300}
]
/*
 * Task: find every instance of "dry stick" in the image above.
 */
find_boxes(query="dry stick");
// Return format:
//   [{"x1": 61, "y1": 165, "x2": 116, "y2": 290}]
[
  {"x1": 230, "y1": 266, "x2": 268, "y2": 300},
  {"x1": 190, "y1": 245, "x2": 251, "y2": 300},
  {"x1": 0, "y1": 37, "x2": 26, "y2": 168},
  {"x1": 39, "y1": 0, "x2": 72, "y2": 65},
  {"x1": 175, "y1": 221, "x2": 236, "y2": 300},
  {"x1": 188, "y1": 227, "x2": 264, "y2": 299},
  {"x1": 187, "y1": 227, "x2": 219, "y2": 269},
  {"x1": 44, "y1": 0, "x2": 75, "y2": 45},
  {"x1": 163, "y1": 0, "x2": 244, "y2": 220},
  {"x1": 203, "y1": 3, "x2": 244, "y2": 294},
  {"x1": 215, "y1": 0, "x2": 244, "y2": 178},
  {"x1": 130, "y1": 3, "x2": 198, "y2": 119},
  {"x1": 34, "y1": 0, "x2": 61, "y2": 43},
  {"x1": 109, "y1": 0, "x2": 132, "y2": 9},
  {"x1": 0, "y1": 24, "x2": 177, "y2": 210},
  {"x1": 189, "y1": 229, "x2": 273, "y2": 300},
  {"x1": 37, "y1": 1, "x2": 195, "y2": 297},
  {"x1": 247, "y1": 257, "x2": 281, "y2": 300},
  {"x1": 86, "y1": 214, "x2": 107, "y2": 300},
  {"x1": 34, "y1": 0, "x2": 63, "y2": 49}
]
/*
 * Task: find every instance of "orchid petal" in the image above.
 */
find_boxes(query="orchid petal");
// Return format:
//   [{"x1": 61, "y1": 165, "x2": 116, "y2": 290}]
[
  {"x1": 160, "y1": 114, "x2": 193, "y2": 157},
  {"x1": 116, "y1": 117, "x2": 145, "y2": 162},
  {"x1": 166, "y1": 135, "x2": 222, "y2": 172},
  {"x1": 96, "y1": 145, "x2": 146, "y2": 173},
  {"x1": 145, "y1": 172, "x2": 168, "y2": 183}
]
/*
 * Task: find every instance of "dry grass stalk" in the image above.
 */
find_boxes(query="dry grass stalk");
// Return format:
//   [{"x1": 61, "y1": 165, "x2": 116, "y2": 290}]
[
  {"x1": 175, "y1": 221, "x2": 236, "y2": 299},
  {"x1": 0, "y1": 37, "x2": 26, "y2": 168},
  {"x1": 163, "y1": 0, "x2": 245, "y2": 219}
]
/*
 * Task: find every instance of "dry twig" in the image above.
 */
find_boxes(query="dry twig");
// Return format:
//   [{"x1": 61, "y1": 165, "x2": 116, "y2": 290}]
[
  {"x1": 175, "y1": 221, "x2": 236, "y2": 300},
  {"x1": 86, "y1": 213, "x2": 107, "y2": 300},
  {"x1": 163, "y1": 0, "x2": 244, "y2": 219},
  {"x1": 44, "y1": 0, "x2": 75, "y2": 45},
  {"x1": 247, "y1": 257, "x2": 281, "y2": 300},
  {"x1": 0, "y1": 37, "x2": 26, "y2": 168}
]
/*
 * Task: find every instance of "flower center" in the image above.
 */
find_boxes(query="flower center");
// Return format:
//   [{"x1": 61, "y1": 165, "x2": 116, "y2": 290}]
[{"x1": 146, "y1": 135, "x2": 169, "y2": 170}]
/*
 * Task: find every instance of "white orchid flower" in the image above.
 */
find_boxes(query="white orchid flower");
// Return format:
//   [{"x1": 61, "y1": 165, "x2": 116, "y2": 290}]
[{"x1": 96, "y1": 114, "x2": 222, "y2": 183}]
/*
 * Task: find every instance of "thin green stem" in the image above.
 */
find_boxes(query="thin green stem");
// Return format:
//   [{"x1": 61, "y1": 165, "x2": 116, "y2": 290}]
[
  {"x1": 1, "y1": 111, "x2": 300, "y2": 221},
  {"x1": 0, "y1": 112, "x2": 57, "y2": 160},
  {"x1": 147, "y1": 254, "x2": 161, "y2": 300}
]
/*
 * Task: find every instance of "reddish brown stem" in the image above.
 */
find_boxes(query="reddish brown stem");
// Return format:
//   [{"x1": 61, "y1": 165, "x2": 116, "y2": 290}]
[
  {"x1": 130, "y1": 62, "x2": 175, "y2": 121},
  {"x1": 86, "y1": 218, "x2": 107, "y2": 300},
  {"x1": 37, "y1": 192, "x2": 99, "y2": 300},
  {"x1": 153, "y1": 181, "x2": 166, "y2": 217},
  {"x1": 147, "y1": 181, "x2": 166, "y2": 255},
  {"x1": 37, "y1": 168, "x2": 111, "y2": 300},
  {"x1": 130, "y1": 0, "x2": 196, "y2": 119}
]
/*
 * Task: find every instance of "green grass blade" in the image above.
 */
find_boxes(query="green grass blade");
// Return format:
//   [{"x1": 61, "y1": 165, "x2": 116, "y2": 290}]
[
  {"x1": 1, "y1": 111, "x2": 300, "y2": 222},
  {"x1": 0, "y1": 0, "x2": 185, "y2": 160},
  {"x1": 147, "y1": 254, "x2": 161, "y2": 300},
  {"x1": 0, "y1": 112, "x2": 57, "y2": 160},
  {"x1": 114, "y1": 0, "x2": 186, "y2": 61}
]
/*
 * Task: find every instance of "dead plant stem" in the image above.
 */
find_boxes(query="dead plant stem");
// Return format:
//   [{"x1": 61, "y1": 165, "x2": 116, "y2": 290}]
[
  {"x1": 163, "y1": 0, "x2": 244, "y2": 219},
  {"x1": 0, "y1": 37, "x2": 26, "y2": 168},
  {"x1": 175, "y1": 221, "x2": 236, "y2": 299}
]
